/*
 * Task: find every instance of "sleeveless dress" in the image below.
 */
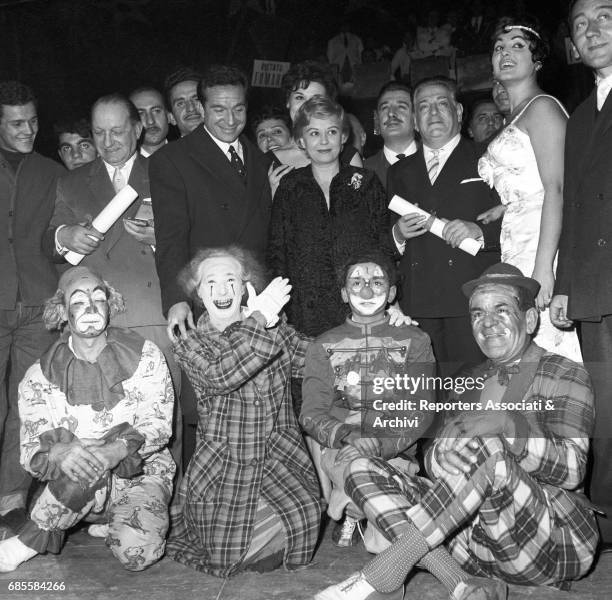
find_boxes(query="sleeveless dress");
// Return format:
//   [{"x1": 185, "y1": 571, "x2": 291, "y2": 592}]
[{"x1": 478, "y1": 95, "x2": 582, "y2": 362}]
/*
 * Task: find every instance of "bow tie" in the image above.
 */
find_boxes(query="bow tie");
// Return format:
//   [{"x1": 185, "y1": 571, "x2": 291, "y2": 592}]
[{"x1": 484, "y1": 360, "x2": 520, "y2": 386}]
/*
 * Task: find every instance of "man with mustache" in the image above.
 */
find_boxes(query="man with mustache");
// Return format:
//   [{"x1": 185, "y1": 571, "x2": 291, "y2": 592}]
[
  {"x1": 129, "y1": 87, "x2": 170, "y2": 157},
  {"x1": 0, "y1": 81, "x2": 64, "y2": 537},
  {"x1": 365, "y1": 81, "x2": 418, "y2": 190},
  {"x1": 163, "y1": 66, "x2": 204, "y2": 137}
]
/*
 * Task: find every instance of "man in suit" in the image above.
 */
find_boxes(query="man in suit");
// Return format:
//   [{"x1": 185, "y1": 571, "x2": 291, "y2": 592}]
[
  {"x1": 365, "y1": 81, "x2": 418, "y2": 190},
  {"x1": 390, "y1": 77, "x2": 500, "y2": 376},
  {"x1": 0, "y1": 81, "x2": 63, "y2": 534},
  {"x1": 150, "y1": 64, "x2": 271, "y2": 464},
  {"x1": 551, "y1": 0, "x2": 612, "y2": 545},
  {"x1": 129, "y1": 87, "x2": 170, "y2": 157}
]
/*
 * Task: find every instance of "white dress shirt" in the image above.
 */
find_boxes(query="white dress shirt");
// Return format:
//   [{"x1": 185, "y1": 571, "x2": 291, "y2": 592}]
[
  {"x1": 383, "y1": 140, "x2": 418, "y2": 166},
  {"x1": 596, "y1": 73, "x2": 612, "y2": 111},
  {"x1": 204, "y1": 126, "x2": 244, "y2": 163}
]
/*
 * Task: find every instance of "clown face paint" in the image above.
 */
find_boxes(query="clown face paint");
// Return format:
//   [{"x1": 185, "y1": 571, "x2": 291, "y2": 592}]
[
  {"x1": 341, "y1": 262, "x2": 394, "y2": 323},
  {"x1": 63, "y1": 274, "x2": 109, "y2": 338},
  {"x1": 196, "y1": 256, "x2": 245, "y2": 330}
]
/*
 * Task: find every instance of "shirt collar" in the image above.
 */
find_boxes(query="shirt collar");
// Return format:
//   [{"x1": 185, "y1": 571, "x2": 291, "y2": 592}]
[
  {"x1": 596, "y1": 72, "x2": 612, "y2": 110},
  {"x1": 102, "y1": 151, "x2": 137, "y2": 180},
  {"x1": 423, "y1": 133, "x2": 461, "y2": 158},
  {"x1": 383, "y1": 140, "x2": 418, "y2": 165},
  {"x1": 203, "y1": 126, "x2": 242, "y2": 160}
]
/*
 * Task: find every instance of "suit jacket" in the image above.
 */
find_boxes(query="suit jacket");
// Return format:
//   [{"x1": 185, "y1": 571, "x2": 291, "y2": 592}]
[
  {"x1": 388, "y1": 136, "x2": 500, "y2": 318},
  {"x1": 48, "y1": 155, "x2": 165, "y2": 328},
  {"x1": 149, "y1": 126, "x2": 271, "y2": 315},
  {"x1": 557, "y1": 89, "x2": 612, "y2": 320},
  {"x1": 364, "y1": 150, "x2": 391, "y2": 191}
]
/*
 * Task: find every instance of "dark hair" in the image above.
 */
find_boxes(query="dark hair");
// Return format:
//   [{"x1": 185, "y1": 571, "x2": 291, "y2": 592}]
[
  {"x1": 0, "y1": 81, "x2": 37, "y2": 119},
  {"x1": 129, "y1": 86, "x2": 167, "y2": 110},
  {"x1": 293, "y1": 96, "x2": 349, "y2": 142},
  {"x1": 198, "y1": 65, "x2": 249, "y2": 105},
  {"x1": 251, "y1": 106, "x2": 291, "y2": 136},
  {"x1": 413, "y1": 76, "x2": 458, "y2": 101},
  {"x1": 491, "y1": 16, "x2": 550, "y2": 64},
  {"x1": 337, "y1": 250, "x2": 398, "y2": 289},
  {"x1": 91, "y1": 93, "x2": 140, "y2": 126},
  {"x1": 179, "y1": 245, "x2": 268, "y2": 307},
  {"x1": 163, "y1": 66, "x2": 202, "y2": 107},
  {"x1": 281, "y1": 61, "x2": 338, "y2": 102},
  {"x1": 375, "y1": 81, "x2": 413, "y2": 107},
  {"x1": 468, "y1": 97, "x2": 500, "y2": 123},
  {"x1": 53, "y1": 117, "x2": 92, "y2": 143}
]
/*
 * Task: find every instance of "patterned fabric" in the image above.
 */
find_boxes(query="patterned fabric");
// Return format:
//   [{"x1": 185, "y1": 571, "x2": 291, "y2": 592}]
[
  {"x1": 343, "y1": 350, "x2": 598, "y2": 586},
  {"x1": 17, "y1": 335, "x2": 175, "y2": 569},
  {"x1": 267, "y1": 165, "x2": 393, "y2": 337},
  {"x1": 167, "y1": 314, "x2": 322, "y2": 578}
]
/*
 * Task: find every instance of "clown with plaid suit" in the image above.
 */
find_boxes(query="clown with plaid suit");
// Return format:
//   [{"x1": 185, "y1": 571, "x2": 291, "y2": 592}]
[{"x1": 316, "y1": 263, "x2": 598, "y2": 600}]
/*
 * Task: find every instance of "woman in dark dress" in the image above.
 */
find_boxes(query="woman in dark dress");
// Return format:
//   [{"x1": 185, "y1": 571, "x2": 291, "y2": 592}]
[{"x1": 267, "y1": 96, "x2": 392, "y2": 338}]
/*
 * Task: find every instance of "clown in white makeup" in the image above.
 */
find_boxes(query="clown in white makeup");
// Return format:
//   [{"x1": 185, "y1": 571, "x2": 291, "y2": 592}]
[
  {"x1": 63, "y1": 274, "x2": 109, "y2": 340},
  {"x1": 342, "y1": 262, "x2": 396, "y2": 323}
]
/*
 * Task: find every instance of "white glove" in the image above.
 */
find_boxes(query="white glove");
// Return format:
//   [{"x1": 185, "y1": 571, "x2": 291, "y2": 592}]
[{"x1": 245, "y1": 277, "x2": 291, "y2": 327}]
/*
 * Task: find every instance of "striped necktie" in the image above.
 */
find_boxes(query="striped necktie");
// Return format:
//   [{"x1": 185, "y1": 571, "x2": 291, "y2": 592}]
[{"x1": 427, "y1": 150, "x2": 440, "y2": 183}]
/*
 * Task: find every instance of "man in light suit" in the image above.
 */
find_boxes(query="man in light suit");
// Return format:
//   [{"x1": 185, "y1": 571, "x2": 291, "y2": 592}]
[
  {"x1": 551, "y1": 0, "x2": 612, "y2": 546},
  {"x1": 390, "y1": 77, "x2": 500, "y2": 375},
  {"x1": 150, "y1": 65, "x2": 271, "y2": 464},
  {"x1": 365, "y1": 81, "x2": 418, "y2": 190}
]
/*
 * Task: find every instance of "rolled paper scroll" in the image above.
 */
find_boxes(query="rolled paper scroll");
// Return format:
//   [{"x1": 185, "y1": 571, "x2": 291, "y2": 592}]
[
  {"x1": 64, "y1": 185, "x2": 139, "y2": 265},
  {"x1": 388, "y1": 194, "x2": 481, "y2": 256}
]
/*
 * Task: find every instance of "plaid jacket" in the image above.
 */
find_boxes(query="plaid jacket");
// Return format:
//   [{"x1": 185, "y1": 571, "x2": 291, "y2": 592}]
[{"x1": 167, "y1": 314, "x2": 322, "y2": 577}]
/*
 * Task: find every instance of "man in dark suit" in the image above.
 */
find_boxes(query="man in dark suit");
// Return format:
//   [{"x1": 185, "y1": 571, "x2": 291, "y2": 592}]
[
  {"x1": 0, "y1": 81, "x2": 63, "y2": 533},
  {"x1": 551, "y1": 0, "x2": 612, "y2": 545},
  {"x1": 365, "y1": 81, "x2": 418, "y2": 190},
  {"x1": 150, "y1": 65, "x2": 271, "y2": 464},
  {"x1": 390, "y1": 77, "x2": 500, "y2": 375}
]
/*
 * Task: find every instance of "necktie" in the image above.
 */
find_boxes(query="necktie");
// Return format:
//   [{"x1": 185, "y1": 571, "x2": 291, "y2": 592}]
[
  {"x1": 485, "y1": 360, "x2": 520, "y2": 386},
  {"x1": 228, "y1": 145, "x2": 246, "y2": 181},
  {"x1": 396, "y1": 153, "x2": 405, "y2": 161},
  {"x1": 427, "y1": 150, "x2": 440, "y2": 183},
  {"x1": 112, "y1": 167, "x2": 125, "y2": 193}
]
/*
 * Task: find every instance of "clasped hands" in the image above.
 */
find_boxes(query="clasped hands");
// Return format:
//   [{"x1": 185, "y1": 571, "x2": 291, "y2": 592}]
[
  {"x1": 395, "y1": 213, "x2": 483, "y2": 248},
  {"x1": 434, "y1": 411, "x2": 515, "y2": 476},
  {"x1": 48, "y1": 438, "x2": 128, "y2": 486}
]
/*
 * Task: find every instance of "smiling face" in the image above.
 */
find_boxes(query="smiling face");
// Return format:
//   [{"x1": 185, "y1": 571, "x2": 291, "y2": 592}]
[
  {"x1": 469, "y1": 284, "x2": 537, "y2": 363},
  {"x1": 168, "y1": 80, "x2": 204, "y2": 136},
  {"x1": 492, "y1": 29, "x2": 539, "y2": 84},
  {"x1": 255, "y1": 117, "x2": 291, "y2": 152},
  {"x1": 377, "y1": 89, "x2": 414, "y2": 145},
  {"x1": 201, "y1": 84, "x2": 247, "y2": 144},
  {"x1": 286, "y1": 81, "x2": 328, "y2": 122},
  {"x1": 91, "y1": 101, "x2": 142, "y2": 167},
  {"x1": 299, "y1": 115, "x2": 346, "y2": 166},
  {"x1": 571, "y1": 0, "x2": 612, "y2": 77},
  {"x1": 341, "y1": 262, "x2": 396, "y2": 323},
  {"x1": 196, "y1": 256, "x2": 245, "y2": 330},
  {"x1": 414, "y1": 83, "x2": 462, "y2": 148},
  {"x1": 0, "y1": 102, "x2": 38, "y2": 154},
  {"x1": 62, "y1": 274, "x2": 109, "y2": 339}
]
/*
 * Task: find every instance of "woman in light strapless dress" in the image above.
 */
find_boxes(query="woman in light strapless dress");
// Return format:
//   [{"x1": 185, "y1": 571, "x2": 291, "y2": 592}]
[{"x1": 478, "y1": 16, "x2": 581, "y2": 362}]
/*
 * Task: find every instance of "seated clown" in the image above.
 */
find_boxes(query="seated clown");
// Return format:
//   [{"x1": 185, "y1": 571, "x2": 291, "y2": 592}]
[
  {"x1": 316, "y1": 263, "x2": 598, "y2": 600},
  {"x1": 166, "y1": 246, "x2": 322, "y2": 578},
  {"x1": 0, "y1": 266, "x2": 175, "y2": 573}
]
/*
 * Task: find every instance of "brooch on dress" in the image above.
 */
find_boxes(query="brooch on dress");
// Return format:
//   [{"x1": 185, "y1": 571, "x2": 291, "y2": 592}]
[{"x1": 349, "y1": 173, "x2": 363, "y2": 190}]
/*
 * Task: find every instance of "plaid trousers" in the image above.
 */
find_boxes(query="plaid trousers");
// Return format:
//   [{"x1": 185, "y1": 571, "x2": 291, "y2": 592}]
[{"x1": 345, "y1": 435, "x2": 598, "y2": 586}]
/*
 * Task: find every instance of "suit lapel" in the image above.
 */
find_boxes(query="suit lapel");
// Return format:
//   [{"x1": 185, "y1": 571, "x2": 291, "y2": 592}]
[
  {"x1": 580, "y1": 90, "x2": 612, "y2": 174},
  {"x1": 235, "y1": 136, "x2": 267, "y2": 241}
]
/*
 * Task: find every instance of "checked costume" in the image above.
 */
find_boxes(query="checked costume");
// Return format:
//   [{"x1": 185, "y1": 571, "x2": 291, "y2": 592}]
[
  {"x1": 343, "y1": 344, "x2": 598, "y2": 587},
  {"x1": 167, "y1": 314, "x2": 322, "y2": 578}
]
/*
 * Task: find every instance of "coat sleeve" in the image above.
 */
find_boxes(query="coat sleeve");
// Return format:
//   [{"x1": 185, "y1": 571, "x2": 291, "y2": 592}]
[
  {"x1": 300, "y1": 342, "x2": 353, "y2": 448},
  {"x1": 173, "y1": 317, "x2": 286, "y2": 394},
  {"x1": 266, "y1": 176, "x2": 290, "y2": 278},
  {"x1": 150, "y1": 150, "x2": 192, "y2": 315},
  {"x1": 367, "y1": 172, "x2": 396, "y2": 259}
]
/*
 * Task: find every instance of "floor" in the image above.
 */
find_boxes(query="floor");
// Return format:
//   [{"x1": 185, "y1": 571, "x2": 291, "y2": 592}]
[{"x1": 0, "y1": 521, "x2": 610, "y2": 600}]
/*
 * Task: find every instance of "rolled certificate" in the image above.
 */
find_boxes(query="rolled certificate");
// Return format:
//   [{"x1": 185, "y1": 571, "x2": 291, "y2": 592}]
[
  {"x1": 64, "y1": 185, "x2": 139, "y2": 265},
  {"x1": 388, "y1": 194, "x2": 481, "y2": 256}
]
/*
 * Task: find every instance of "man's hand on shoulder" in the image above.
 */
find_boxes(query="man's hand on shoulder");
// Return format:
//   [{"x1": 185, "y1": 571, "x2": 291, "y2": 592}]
[
  {"x1": 58, "y1": 224, "x2": 104, "y2": 255},
  {"x1": 167, "y1": 301, "x2": 195, "y2": 343}
]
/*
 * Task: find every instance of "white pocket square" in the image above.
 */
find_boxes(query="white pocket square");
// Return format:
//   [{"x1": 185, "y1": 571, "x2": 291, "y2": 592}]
[{"x1": 460, "y1": 177, "x2": 484, "y2": 184}]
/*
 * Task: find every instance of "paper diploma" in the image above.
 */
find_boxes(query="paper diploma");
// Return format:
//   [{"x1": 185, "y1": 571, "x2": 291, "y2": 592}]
[
  {"x1": 64, "y1": 185, "x2": 139, "y2": 266},
  {"x1": 388, "y1": 195, "x2": 481, "y2": 256}
]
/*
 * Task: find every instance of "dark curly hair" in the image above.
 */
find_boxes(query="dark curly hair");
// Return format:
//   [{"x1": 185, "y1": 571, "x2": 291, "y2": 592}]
[
  {"x1": 336, "y1": 250, "x2": 398, "y2": 290},
  {"x1": 281, "y1": 60, "x2": 338, "y2": 102},
  {"x1": 198, "y1": 65, "x2": 249, "y2": 105},
  {"x1": 0, "y1": 81, "x2": 36, "y2": 119},
  {"x1": 179, "y1": 245, "x2": 268, "y2": 307},
  {"x1": 491, "y1": 16, "x2": 550, "y2": 64}
]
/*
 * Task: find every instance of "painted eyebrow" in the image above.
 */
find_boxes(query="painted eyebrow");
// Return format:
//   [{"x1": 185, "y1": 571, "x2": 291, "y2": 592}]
[{"x1": 68, "y1": 285, "x2": 106, "y2": 299}]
